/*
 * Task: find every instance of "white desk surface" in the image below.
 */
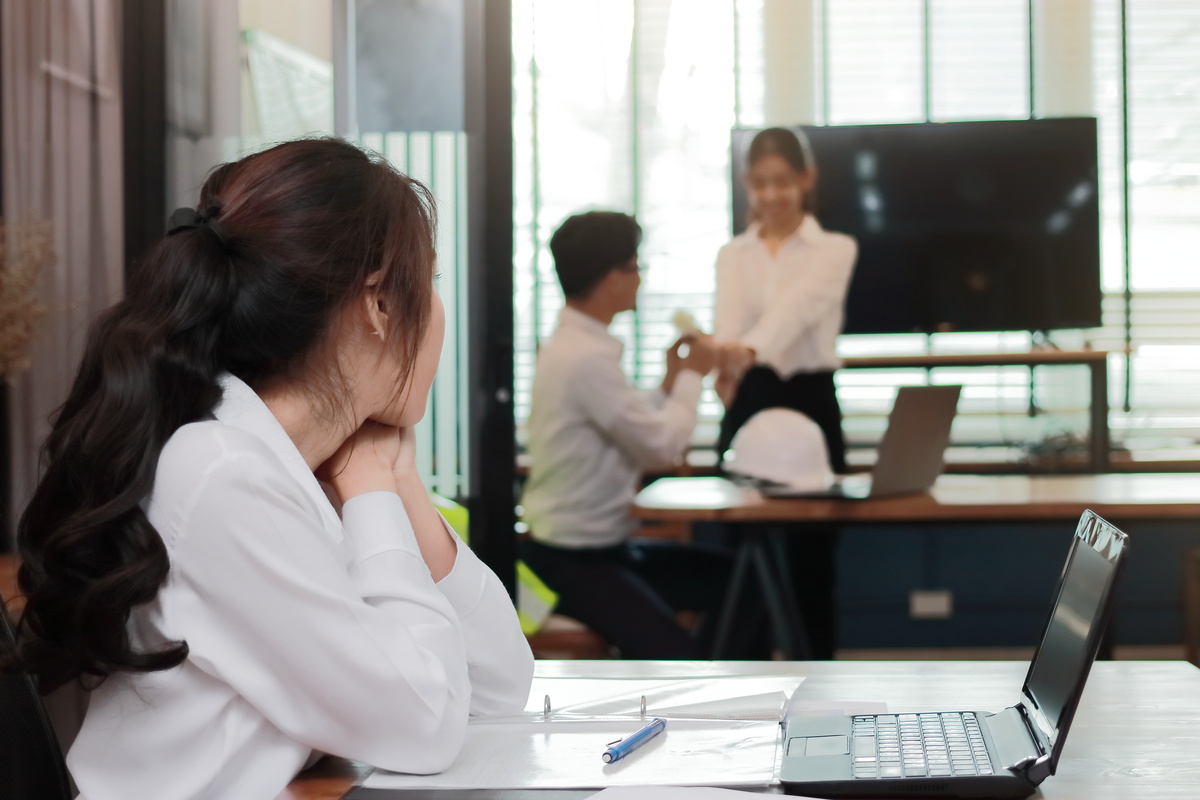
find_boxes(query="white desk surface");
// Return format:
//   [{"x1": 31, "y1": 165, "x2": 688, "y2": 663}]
[{"x1": 282, "y1": 658, "x2": 1200, "y2": 800}]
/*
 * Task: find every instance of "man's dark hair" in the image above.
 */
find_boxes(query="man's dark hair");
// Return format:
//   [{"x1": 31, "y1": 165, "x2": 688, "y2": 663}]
[{"x1": 549, "y1": 211, "x2": 642, "y2": 300}]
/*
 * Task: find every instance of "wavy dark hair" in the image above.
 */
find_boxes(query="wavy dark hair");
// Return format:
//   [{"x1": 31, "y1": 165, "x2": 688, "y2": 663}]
[
  {"x1": 746, "y1": 126, "x2": 818, "y2": 216},
  {"x1": 0, "y1": 137, "x2": 436, "y2": 693}
]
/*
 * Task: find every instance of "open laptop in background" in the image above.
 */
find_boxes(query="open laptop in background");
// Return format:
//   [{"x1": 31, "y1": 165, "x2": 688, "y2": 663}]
[
  {"x1": 780, "y1": 509, "x2": 1129, "y2": 799},
  {"x1": 756, "y1": 384, "x2": 962, "y2": 500}
]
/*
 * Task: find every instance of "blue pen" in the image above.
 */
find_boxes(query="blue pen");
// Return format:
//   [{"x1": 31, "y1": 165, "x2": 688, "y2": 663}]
[{"x1": 602, "y1": 717, "x2": 667, "y2": 763}]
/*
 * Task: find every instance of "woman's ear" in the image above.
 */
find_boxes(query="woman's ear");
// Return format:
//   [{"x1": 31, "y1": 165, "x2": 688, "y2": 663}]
[{"x1": 363, "y1": 272, "x2": 389, "y2": 342}]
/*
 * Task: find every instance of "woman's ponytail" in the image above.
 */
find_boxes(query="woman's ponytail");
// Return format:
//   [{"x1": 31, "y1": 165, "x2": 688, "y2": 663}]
[{"x1": 8, "y1": 214, "x2": 240, "y2": 691}]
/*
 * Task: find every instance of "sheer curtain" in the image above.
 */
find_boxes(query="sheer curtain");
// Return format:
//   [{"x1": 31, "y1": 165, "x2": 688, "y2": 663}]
[{"x1": 1, "y1": 0, "x2": 125, "y2": 538}]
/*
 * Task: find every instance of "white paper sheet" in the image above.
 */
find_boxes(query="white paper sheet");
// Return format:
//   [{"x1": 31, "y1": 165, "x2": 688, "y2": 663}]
[
  {"x1": 589, "y1": 787, "x2": 828, "y2": 800},
  {"x1": 588, "y1": 790, "x2": 752, "y2": 800},
  {"x1": 360, "y1": 718, "x2": 781, "y2": 790},
  {"x1": 505, "y1": 675, "x2": 804, "y2": 721}
]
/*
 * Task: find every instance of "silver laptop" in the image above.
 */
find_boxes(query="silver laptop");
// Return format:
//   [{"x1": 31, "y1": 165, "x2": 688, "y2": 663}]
[
  {"x1": 780, "y1": 509, "x2": 1129, "y2": 799},
  {"x1": 757, "y1": 384, "x2": 962, "y2": 500}
]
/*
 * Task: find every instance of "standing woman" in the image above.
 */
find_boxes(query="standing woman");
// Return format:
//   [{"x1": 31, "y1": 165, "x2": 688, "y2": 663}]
[
  {"x1": 713, "y1": 126, "x2": 857, "y2": 659},
  {"x1": 0, "y1": 138, "x2": 533, "y2": 799}
]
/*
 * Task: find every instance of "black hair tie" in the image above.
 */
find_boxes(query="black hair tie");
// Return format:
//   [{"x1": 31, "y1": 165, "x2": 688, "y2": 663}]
[{"x1": 166, "y1": 206, "x2": 228, "y2": 246}]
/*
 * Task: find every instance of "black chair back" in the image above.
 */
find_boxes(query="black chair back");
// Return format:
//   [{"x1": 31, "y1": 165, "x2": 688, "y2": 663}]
[{"x1": 0, "y1": 611, "x2": 73, "y2": 800}]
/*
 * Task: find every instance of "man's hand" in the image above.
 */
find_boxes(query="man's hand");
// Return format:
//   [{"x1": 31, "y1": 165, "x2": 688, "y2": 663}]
[
  {"x1": 681, "y1": 334, "x2": 717, "y2": 376},
  {"x1": 663, "y1": 334, "x2": 716, "y2": 393}
]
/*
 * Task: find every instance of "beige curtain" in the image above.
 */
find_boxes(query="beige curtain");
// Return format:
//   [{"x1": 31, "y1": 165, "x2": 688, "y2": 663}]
[{"x1": 1, "y1": 0, "x2": 125, "y2": 541}]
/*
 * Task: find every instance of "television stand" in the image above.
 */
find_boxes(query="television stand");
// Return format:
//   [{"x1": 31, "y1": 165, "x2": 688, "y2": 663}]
[{"x1": 840, "y1": 350, "x2": 1110, "y2": 472}]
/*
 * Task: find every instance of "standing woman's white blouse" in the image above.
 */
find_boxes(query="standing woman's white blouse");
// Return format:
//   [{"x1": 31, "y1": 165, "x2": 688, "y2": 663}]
[
  {"x1": 64, "y1": 374, "x2": 534, "y2": 800},
  {"x1": 714, "y1": 215, "x2": 858, "y2": 377}
]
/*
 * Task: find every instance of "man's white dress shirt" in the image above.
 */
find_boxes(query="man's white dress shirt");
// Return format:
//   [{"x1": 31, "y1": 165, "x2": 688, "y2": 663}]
[
  {"x1": 714, "y1": 216, "x2": 857, "y2": 378},
  {"x1": 521, "y1": 307, "x2": 703, "y2": 549},
  {"x1": 64, "y1": 374, "x2": 533, "y2": 800}
]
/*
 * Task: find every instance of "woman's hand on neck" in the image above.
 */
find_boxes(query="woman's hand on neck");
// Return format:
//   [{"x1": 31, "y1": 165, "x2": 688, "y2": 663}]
[
  {"x1": 260, "y1": 311, "x2": 400, "y2": 477},
  {"x1": 318, "y1": 421, "x2": 401, "y2": 502},
  {"x1": 258, "y1": 380, "x2": 364, "y2": 472}
]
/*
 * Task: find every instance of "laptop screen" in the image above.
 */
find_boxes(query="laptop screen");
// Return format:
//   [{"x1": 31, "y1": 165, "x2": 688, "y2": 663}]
[{"x1": 1023, "y1": 512, "x2": 1126, "y2": 745}]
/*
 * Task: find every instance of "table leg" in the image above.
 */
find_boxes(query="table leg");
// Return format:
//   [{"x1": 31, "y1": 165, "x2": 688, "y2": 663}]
[
  {"x1": 1090, "y1": 358, "x2": 1110, "y2": 472},
  {"x1": 709, "y1": 534, "x2": 755, "y2": 658},
  {"x1": 710, "y1": 527, "x2": 813, "y2": 660},
  {"x1": 746, "y1": 536, "x2": 793, "y2": 656},
  {"x1": 764, "y1": 528, "x2": 813, "y2": 660}
]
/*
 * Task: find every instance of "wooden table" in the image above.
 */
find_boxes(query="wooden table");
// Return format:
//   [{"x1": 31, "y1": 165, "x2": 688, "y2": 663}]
[
  {"x1": 280, "y1": 658, "x2": 1200, "y2": 799},
  {"x1": 278, "y1": 760, "x2": 371, "y2": 800},
  {"x1": 842, "y1": 350, "x2": 1111, "y2": 471},
  {"x1": 633, "y1": 473, "x2": 1200, "y2": 659},
  {"x1": 0, "y1": 553, "x2": 19, "y2": 615},
  {"x1": 632, "y1": 473, "x2": 1200, "y2": 524}
]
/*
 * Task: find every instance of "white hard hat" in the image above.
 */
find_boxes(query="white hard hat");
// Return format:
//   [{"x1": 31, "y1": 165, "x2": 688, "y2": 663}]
[{"x1": 724, "y1": 407, "x2": 835, "y2": 491}]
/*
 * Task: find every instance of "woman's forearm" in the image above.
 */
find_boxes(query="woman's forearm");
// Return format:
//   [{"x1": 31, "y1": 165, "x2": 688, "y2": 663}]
[{"x1": 394, "y1": 470, "x2": 458, "y2": 581}]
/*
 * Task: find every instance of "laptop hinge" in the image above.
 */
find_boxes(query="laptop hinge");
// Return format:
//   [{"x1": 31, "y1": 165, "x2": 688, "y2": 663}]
[{"x1": 1005, "y1": 702, "x2": 1053, "y2": 784}]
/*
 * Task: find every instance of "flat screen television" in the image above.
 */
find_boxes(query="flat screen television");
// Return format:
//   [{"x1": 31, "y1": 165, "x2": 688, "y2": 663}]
[{"x1": 731, "y1": 118, "x2": 1102, "y2": 334}]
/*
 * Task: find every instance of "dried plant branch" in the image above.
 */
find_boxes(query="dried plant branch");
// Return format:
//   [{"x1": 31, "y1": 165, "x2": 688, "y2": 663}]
[{"x1": 0, "y1": 220, "x2": 51, "y2": 377}]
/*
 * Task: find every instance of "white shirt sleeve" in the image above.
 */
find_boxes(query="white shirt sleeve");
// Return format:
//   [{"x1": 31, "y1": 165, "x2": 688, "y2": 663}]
[
  {"x1": 575, "y1": 358, "x2": 703, "y2": 469},
  {"x1": 644, "y1": 386, "x2": 668, "y2": 409},
  {"x1": 422, "y1": 516, "x2": 536, "y2": 717},
  {"x1": 739, "y1": 236, "x2": 858, "y2": 364},
  {"x1": 168, "y1": 453, "x2": 532, "y2": 775},
  {"x1": 713, "y1": 243, "x2": 751, "y2": 342}
]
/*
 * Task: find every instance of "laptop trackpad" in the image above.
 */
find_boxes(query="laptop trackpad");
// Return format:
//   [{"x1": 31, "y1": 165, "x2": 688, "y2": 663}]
[{"x1": 793, "y1": 735, "x2": 849, "y2": 757}]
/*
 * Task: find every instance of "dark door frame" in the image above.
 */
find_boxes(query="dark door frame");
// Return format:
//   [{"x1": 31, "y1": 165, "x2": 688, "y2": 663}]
[
  {"x1": 0, "y1": 18, "x2": 7, "y2": 549},
  {"x1": 464, "y1": 0, "x2": 517, "y2": 593},
  {"x1": 122, "y1": 0, "x2": 167, "y2": 274}
]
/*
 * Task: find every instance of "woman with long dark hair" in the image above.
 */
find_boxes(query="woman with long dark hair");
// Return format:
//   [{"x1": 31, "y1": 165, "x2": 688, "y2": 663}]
[
  {"x1": 713, "y1": 126, "x2": 858, "y2": 659},
  {"x1": 0, "y1": 138, "x2": 533, "y2": 799}
]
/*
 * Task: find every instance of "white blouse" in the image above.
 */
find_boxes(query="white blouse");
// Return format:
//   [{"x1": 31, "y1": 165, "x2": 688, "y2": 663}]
[
  {"x1": 714, "y1": 216, "x2": 857, "y2": 378},
  {"x1": 64, "y1": 374, "x2": 534, "y2": 800},
  {"x1": 521, "y1": 307, "x2": 703, "y2": 548}
]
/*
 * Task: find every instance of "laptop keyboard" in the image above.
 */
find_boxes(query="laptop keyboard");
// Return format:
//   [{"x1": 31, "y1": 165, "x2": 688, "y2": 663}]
[{"x1": 851, "y1": 712, "x2": 995, "y2": 779}]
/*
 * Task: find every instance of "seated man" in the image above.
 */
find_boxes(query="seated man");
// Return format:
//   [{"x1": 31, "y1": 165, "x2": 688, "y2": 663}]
[{"x1": 520, "y1": 210, "x2": 729, "y2": 659}]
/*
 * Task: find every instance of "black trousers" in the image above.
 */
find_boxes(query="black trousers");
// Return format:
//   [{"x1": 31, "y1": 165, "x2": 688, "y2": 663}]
[
  {"x1": 717, "y1": 366, "x2": 845, "y2": 659},
  {"x1": 518, "y1": 538, "x2": 734, "y2": 659},
  {"x1": 717, "y1": 367, "x2": 847, "y2": 472}
]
